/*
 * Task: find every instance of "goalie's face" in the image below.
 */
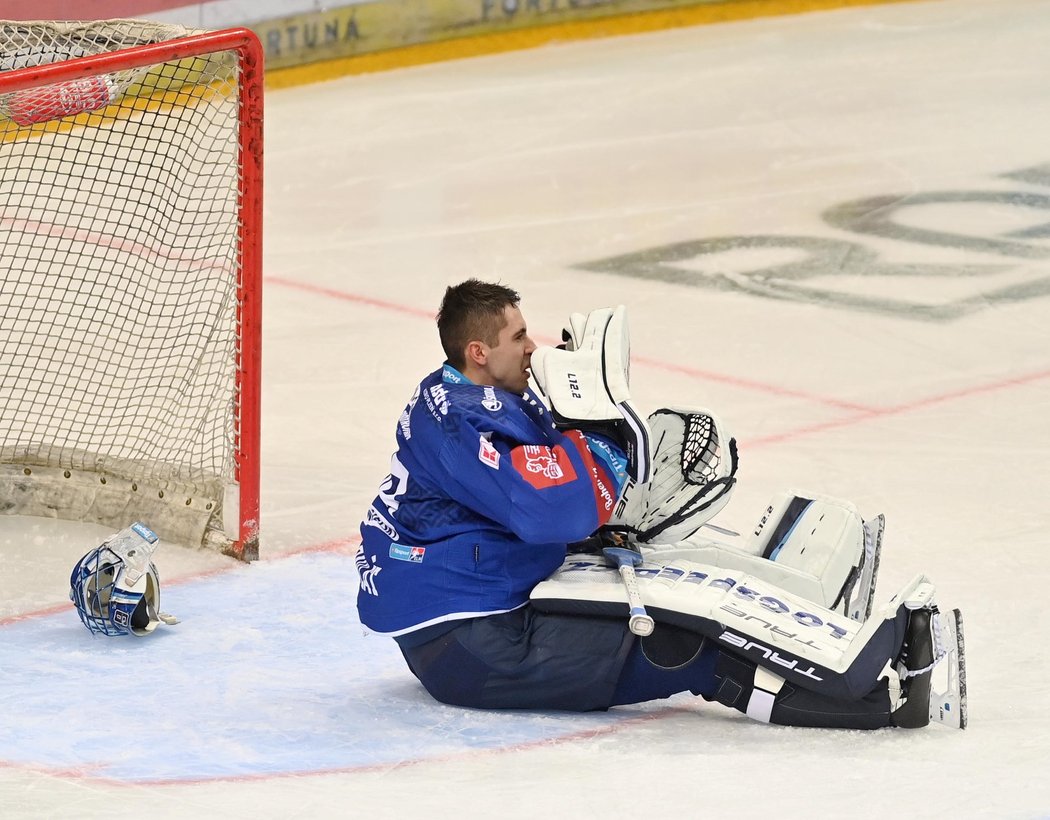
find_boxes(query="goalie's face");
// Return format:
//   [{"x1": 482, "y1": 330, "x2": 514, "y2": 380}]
[{"x1": 472, "y1": 305, "x2": 536, "y2": 394}]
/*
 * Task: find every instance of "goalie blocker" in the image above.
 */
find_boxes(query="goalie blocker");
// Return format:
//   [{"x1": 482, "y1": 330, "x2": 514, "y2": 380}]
[{"x1": 530, "y1": 305, "x2": 652, "y2": 483}]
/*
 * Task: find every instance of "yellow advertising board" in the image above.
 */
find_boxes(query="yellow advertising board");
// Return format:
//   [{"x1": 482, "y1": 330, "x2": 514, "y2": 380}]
[
  {"x1": 259, "y1": 0, "x2": 685, "y2": 69},
  {"x1": 257, "y1": 0, "x2": 922, "y2": 84}
]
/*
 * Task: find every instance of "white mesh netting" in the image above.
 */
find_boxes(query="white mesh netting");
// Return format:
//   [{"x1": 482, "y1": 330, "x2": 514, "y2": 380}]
[{"x1": 0, "y1": 20, "x2": 251, "y2": 551}]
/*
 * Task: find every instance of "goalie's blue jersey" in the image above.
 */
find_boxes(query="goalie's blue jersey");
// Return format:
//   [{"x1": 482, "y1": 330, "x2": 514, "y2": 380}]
[{"x1": 356, "y1": 364, "x2": 623, "y2": 637}]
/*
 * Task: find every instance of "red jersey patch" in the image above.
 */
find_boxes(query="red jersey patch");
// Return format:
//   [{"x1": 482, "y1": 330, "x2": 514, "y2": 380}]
[
  {"x1": 561, "y1": 430, "x2": 617, "y2": 525},
  {"x1": 511, "y1": 444, "x2": 578, "y2": 490}
]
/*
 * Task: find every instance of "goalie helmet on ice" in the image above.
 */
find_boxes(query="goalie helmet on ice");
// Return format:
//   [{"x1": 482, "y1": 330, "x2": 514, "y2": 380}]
[{"x1": 69, "y1": 522, "x2": 178, "y2": 636}]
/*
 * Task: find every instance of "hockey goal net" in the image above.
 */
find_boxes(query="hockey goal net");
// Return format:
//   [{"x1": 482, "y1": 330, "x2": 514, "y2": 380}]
[{"x1": 0, "y1": 21, "x2": 262, "y2": 559}]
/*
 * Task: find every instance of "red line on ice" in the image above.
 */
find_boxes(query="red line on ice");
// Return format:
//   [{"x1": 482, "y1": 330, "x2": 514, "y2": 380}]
[
  {"x1": 264, "y1": 276, "x2": 1050, "y2": 430},
  {"x1": 1, "y1": 705, "x2": 696, "y2": 787}
]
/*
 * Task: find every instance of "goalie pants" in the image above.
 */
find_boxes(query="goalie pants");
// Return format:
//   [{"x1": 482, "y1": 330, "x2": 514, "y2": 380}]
[
  {"x1": 396, "y1": 606, "x2": 895, "y2": 727},
  {"x1": 396, "y1": 605, "x2": 720, "y2": 711}
]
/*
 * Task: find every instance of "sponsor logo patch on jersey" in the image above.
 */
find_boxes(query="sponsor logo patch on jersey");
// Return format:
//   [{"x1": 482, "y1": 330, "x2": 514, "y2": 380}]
[
  {"x1": 512, "y1": 444, "x2": 578, "y2": 489},
  {"x1": 398, "y1": 408, "x2": 413, "y2": 440},
  {"x1": 442, "y1": 363, "x2": 466, "y2": 384},
  {"x1": 422, "y1": 383, "x2": 449, "y2": 420},
  {"x1": 481, "y1": 387, "x2": 503, "y2": 412},
  {"x1": 590, "y1": 465, "x2": 616, "y2": 514},
  {"x1": 398, "y1": 385, "x2": 420, "y2": 440},
  {"x1": 356, "y1": 548, "x2": 381, "y2": 595},
  {"x1": 365, "y1": 504, "x2": 399, "y2": 541},
  {"x1": 389, "y1": 544, "x2": 426, "y2": 563},
  {"x1": 479, "y1": 435, "x2": 501, "y2": 469},
  {"x1": 429, "y1": 384, "x2": 449, "y2": 415}
]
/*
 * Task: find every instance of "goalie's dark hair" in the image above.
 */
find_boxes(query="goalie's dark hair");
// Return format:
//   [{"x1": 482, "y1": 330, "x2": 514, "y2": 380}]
[{"x1": 438, "y1": 279, "x2": 521, "y2": 370}]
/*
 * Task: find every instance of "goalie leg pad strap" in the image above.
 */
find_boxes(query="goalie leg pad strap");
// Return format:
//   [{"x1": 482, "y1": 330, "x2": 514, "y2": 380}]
[{"x1": 706, "y1": 651, "x2": 894, "y2": 728}]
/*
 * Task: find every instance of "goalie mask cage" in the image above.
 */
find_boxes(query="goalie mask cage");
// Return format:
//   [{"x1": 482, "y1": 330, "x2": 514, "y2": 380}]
[{"x1": 0, "y1": 21, "x2": 262, "y2": 560}]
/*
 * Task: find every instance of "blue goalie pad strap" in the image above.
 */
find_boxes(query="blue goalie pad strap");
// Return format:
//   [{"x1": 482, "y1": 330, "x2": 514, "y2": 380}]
[{"x1": 531, "y1": 557, "x2": 920, "y2": 701}]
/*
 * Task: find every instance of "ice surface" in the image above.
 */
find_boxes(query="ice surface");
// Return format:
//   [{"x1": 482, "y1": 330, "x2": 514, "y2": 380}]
[{"x1": 3, "y1": 0, "x2": 1049, "y2": 816}]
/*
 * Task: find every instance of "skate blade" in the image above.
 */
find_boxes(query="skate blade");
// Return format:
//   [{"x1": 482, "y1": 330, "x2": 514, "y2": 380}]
[{"x1": 930, "y1": 608, "x2": 968, "y2": 729}]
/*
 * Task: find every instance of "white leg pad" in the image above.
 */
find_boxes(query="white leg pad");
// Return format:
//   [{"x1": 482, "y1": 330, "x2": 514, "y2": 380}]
[
  {"x1": 531, "y1": 553, "x2": 933, "y2": 701},
  {"x1": 643, "y1": 540, "x2": 831, "y2": 606},
  {"x1": 640, "y1": 490, "x2": 882, "y2": 620},
  {"x1": 642, "y1": 493, "x2": 862, "y2": 606},
  {"x1": 749, "y1": 492, "x2": 864, "y2": 605}
]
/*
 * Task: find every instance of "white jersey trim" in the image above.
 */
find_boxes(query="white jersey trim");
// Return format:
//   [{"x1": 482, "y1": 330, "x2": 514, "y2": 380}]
[{"x1": 366, "y1": 602, "x2": 529, "y2": 638}]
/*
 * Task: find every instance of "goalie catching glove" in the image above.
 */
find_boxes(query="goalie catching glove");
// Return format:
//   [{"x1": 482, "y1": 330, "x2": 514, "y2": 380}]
[
  {"x1": 608, "y1": 406, "x2": 738, "y2": 543},
  {"x1": 530, "y1": 305, "x2": 652, "y2": 483}
]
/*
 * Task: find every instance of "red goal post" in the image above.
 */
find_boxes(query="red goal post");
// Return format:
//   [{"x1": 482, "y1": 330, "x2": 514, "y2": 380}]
[{"x1": 0, "y1": 22, "x2": 263, "y2": 560}]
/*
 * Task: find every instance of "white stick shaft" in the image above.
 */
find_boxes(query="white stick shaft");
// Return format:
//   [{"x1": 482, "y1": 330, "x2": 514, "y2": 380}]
[{"x1": 618, "y1": 564, "x2": 655, "y2": 636}]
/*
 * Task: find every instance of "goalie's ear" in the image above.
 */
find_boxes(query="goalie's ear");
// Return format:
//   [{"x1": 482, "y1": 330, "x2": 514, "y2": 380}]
[{"x1": 465, "y1": 339, "x2": 487, "y2": 367}]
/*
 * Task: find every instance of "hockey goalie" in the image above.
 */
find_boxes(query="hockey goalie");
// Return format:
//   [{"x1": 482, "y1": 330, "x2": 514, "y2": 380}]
[{"x1": 355, "y1": 280, "x2": 967, "y2": 730}]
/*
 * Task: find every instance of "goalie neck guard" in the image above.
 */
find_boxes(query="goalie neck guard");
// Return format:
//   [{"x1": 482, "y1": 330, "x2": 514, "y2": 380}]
[{"x1": 69, "y1": 522, "x2": 177, "y2": 636}]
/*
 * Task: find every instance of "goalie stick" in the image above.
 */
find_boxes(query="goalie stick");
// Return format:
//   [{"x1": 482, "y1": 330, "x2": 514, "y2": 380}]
[{"x1": 602, "y1": 543, "x2": 655, "y2": 637}]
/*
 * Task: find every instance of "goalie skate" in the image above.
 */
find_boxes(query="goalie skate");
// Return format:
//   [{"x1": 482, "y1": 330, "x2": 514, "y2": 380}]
[
  {"x1": 891, "y1": 595, "x2": 968, "y2": 730},
  {"x1": 929, "y1": 608, "x2": 968, "y2": 729}
]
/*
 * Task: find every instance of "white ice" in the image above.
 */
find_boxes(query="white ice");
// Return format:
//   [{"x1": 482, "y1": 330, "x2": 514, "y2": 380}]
[{"x1": 3, "y1": 0, "x2": 1050, "y2": 816}]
